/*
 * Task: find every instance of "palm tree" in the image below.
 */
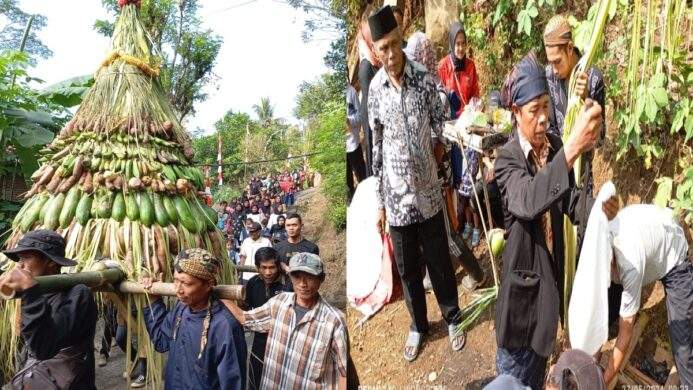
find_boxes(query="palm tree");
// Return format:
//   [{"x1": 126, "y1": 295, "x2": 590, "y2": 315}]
[{"x1": 252, "y1": 97, "x2": 275, "y2": 127}]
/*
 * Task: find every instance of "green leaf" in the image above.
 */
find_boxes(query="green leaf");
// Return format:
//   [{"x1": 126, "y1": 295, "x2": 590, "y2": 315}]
[
  {"x1": 13, "y1": 144, "x2": 41, "y2": 177},
  {"x1": 523, "y1": 14, "x2": 532, "y2": 35},
  {"x1": 11, "y1": 124, "x2": 54, "y2": 148},
  {"x1": 644, "y1": 94, "x2": 658, "y2": 122},
  {"x1": 653, "y1": 177, "x2": 673, "y2": 207},
  {"x1": 649, "y1": 72, "x2": 666, "y2": 88},
  {"x1": 528, "y1": 5, "x2": 539, "y2": 18},
  {"x1": 671, "y1": 99, "x2": 689, "y2": 133},
  {"x1": 685, "y1": 114, "x2": 693, "y2": 142},
  {"x1": 608, "y1": 0, "x2": 618, "y2": 20},
  {"x1": 651, "y1": 87, "x2": 668, "y2": 107},
  {"x1": 3, "y1": 108, "x2": 54, "y2": 127},
  {"x1": 39, "y1": 75, "x2": 94, "y2": 108}
]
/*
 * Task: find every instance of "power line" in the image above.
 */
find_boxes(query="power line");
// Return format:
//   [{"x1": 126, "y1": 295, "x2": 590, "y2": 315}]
[
  {"x1": 205, "y1": 0, "x2": 259, "y2": 15},
  {"x1": 192, "y1": 151, "x2": 323, "y2": 167}
]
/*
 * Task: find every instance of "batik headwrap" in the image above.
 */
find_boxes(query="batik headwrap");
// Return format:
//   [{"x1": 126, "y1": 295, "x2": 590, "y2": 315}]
[
  {"x1": 174, "y1": 248, "x2": 220, "y2": 282},
  {"x1": 500, "y1": 51, "x2": 548, "y2": 108},
  {"x1": 172, "y1": 248, "x2": 220, "y2": 359},
  {"x1": 543, "y1": 15, "x2": 572, "y2": 46}
]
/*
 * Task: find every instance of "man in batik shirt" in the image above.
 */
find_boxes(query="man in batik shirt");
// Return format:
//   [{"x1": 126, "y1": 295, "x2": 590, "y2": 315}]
[{"x1": 367, "y1": 5, "x2": 465, "y2": 363}]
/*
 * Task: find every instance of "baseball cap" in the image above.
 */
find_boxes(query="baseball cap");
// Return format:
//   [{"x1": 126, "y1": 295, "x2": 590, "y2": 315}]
[{"x1": 288, "y1": 252, "x2": 323, "y2": 276}]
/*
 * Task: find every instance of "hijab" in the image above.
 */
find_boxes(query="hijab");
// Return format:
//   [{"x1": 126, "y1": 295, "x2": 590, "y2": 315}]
[{"x1": 448, "y1": 21, "x2": 466, "y2": 72}]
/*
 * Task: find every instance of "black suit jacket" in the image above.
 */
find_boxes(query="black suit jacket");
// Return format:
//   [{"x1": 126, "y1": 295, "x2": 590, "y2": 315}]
[{"x1": 494, "y1": 132, "x2": 593, "y2": 357}]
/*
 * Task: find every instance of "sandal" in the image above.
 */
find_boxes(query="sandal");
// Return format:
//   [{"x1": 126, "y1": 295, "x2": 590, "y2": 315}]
[
  {"x1": 449, "y1": 324, "x2": 466, "y2": 351},
  {"x1": 403, "y1": 331, "x2": 423, "y2": 362}
]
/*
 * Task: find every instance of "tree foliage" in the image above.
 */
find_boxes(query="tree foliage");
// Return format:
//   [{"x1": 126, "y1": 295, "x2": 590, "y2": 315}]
[
  {"x1": 0, "y1": 0, "x2": 53, "y2": 64},
  {"x1": 95, "y1": 0, "x2": 222, "y2": 121}
]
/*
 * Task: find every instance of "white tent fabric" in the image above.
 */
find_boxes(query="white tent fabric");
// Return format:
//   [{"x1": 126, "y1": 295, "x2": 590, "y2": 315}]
[{"x1": 568, "y1": 181, "x2": 616, "y2": 355}]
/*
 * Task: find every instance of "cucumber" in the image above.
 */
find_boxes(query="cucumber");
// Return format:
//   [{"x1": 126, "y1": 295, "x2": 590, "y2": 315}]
[
  {"x1": 162, "y1": 196, "x2": 178, "y2": 225},
  {"x1": 44, "y1": 193, "x2": 66, "y2": 230},
  {"x1": 13, "y1": 196, "x2": 37, "y2": 228},
  {"x1": 59, "y1": 186, "x2": 82, "y2": 228},
  {"x1": 20, "y1": 195, "x2": 49, "y2": 232},
  {"x1": 200, "y1": 203, "x2": 217, "y2": 231},
  {"x1": 125, "y1": 193, "x2": 139, "y2": 221},
  {"x1": 112, "y1": 192, "x2": 126, "y2": 222},
  {"x1": 96, "y1": 191, "x2": 114, "y2": 218},
  {"x1": 174, "y1": 196, "x2": 197, "y2": 233},
  {"x1": 162, "y1": 166, "x2": 177, "y2": 181},
  {"x1": 138, "y1": 192, "x2": 154, "y2": 227},
  {"x1": 190, "y1": 200, "x2": 206, "y2": 233},
  {"x1": 76, "y1": 193, "x2": 93, "y2": 225},
  {"x1": 152, "y1": 193, "x2": 169, "y2": 227},
  {"x1": 172, "y1": 165, "x2": 186, "y2": 181},
  {"x1": 39, "y1": 195, "x2": 51, "y2": 222}
]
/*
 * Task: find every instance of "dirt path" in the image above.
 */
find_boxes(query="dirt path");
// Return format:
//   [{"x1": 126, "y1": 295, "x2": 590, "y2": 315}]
[
  {"x1": 293, "y1": 186, "x2": 346, "y2": 310},
  {"x1": 349, "y1": 240, "x2": 499, "y2": 388}
]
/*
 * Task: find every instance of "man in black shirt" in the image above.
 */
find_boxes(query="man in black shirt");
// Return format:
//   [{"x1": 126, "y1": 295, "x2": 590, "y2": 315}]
[
  {"x1": 1, "y1": 230, "x2": 97, "y2": 389},
  {"x1": 244, "y1": 247, "x2": 292, "y2": 389},
  {"x1": 274, "y1": 213, "x2": 319, "y2": 272}
]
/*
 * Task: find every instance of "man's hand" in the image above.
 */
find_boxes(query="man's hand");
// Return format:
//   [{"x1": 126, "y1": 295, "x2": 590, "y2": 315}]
[
  {"x1": 602, "y1": 195, "x2": 619, "y2": 221},
  {"x1": 1, "y1": 268, "x2": 37, "y2": 293},
  {"x1": 564, "y1": 99, "x2": 603, "y2": 169},
  {"x1": 574, "y1": 72, "x2": 588, "y2": 99},
  {"x1": 377, "y1": 208, "x2": 386, "y2": 234},
  {"x1": 140, "y1": 276, "x2": 162, "y2": 302},
  {"x1": 221, "y1": 298, "x2": 246, "y2": 325}
]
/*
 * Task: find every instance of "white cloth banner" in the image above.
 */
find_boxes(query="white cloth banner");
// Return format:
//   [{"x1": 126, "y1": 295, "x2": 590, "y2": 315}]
[{"x1": 568, "y1": 181, "x2": 616, "y2": 355}]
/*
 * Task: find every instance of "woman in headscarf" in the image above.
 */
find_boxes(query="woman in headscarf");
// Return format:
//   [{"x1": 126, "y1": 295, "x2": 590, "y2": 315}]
[
  {"x1": 438, "y1": 21, "x2": 480, "y2": 119},
  {"x1": 404, "y1": 32, "x2": 438, "y2": 79},
  {"x1": 438, "y1": 22, "x2": 482, "y2": 246}
]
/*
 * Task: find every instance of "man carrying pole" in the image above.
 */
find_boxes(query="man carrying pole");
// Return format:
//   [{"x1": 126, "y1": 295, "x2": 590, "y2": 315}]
[
  {"x1": 1, "y1": 230, "x2": 97, "y2": 390},
  {"x1": 140, "y1": 248, "x2": 247, "y2": 390}
]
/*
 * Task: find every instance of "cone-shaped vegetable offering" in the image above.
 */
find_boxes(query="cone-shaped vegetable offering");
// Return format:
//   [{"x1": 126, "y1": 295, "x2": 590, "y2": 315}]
[
  {"x1": 1, "y1": 2, "x2": 232, "y2": 382},
  {"x1": 6, "y1": 2, "x2": 231, "y2": 281}
]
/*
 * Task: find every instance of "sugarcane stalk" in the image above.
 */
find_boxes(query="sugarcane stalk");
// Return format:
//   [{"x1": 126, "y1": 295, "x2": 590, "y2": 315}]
[{"x1": 562, "y1": 0, "x2": 614, "y2": 330}]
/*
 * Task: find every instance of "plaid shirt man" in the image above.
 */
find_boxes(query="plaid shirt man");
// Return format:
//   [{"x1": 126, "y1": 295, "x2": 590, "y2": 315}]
[{"x1": 243, "y1": 292, "x2": 348, "y2": 389}]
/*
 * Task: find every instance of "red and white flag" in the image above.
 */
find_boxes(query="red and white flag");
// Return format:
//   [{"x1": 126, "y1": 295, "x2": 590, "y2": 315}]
[{"x1": 217, "y1": 132, "x2": 223, "y2": 186}]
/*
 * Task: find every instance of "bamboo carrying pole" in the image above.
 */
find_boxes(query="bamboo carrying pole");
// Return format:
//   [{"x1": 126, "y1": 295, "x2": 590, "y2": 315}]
[
  {"x1": 113, "y1": 281, "x2": 244, "y2": 301},
  {"x1": 0, "y1": 268, "x2": 125, "y2": 299},
  {"x1": 0, "y1": 268, "x2": 245, "y2": 301}
]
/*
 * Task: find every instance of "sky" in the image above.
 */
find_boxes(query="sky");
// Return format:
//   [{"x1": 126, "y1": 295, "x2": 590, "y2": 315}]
[{"x1": 16, "y1": 0, "x2": 332, "y2": 135}]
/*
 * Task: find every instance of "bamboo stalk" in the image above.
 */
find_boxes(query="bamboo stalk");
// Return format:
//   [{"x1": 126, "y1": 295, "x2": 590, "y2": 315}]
[
  {"x1": 624, "y1": 364, "x2": 659, "y2": 386},
  {"x1": 0, "y1": 268, "x2": 125, "y2": 299},
  {"x1": 114, "y1": 281, "x2": 245, "y2": 301},
  {"x1": 0, "y1": 269, "x2": 244, "y2": 301}
]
